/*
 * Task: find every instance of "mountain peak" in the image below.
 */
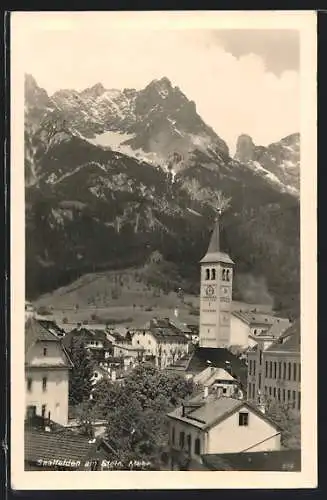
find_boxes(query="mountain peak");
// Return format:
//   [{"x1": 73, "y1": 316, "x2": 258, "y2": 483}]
[
  {"x1": 80, "y1": 82, "x2": 106, "y2": 98},
  {"x1": 234, "y1": 134, "x2": 255, "y2": 162}
]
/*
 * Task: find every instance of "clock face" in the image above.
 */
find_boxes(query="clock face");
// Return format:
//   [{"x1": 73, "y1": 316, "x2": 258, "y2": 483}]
[{"x1": 205, "y1": 285, "x2": 215, "y2": 297}]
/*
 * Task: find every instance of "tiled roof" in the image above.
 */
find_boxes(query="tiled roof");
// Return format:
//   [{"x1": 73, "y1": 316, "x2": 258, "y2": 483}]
[
  {"x1": 265, "y1": 320, "x2": 300, "y2": 353},
  {"x1": 201, "y1": 449, "x2": 301, "y2": 471},
  {"x1": 25, "y1": 429, "x2": 112, "y2": 466},
  {"x1": 168, "y1": 396, "x2": 281, "y2": 432},
  {"x1": 168, "y1": 394, "x2": 279, "y2": 430},
  {"x1": 186, "y1": 347, "x2": 248, "y2": 389},
  {"x1": 194, "y1": 367, "x2": 236, "y2": 386},
  {"x1": 37, "y1": 320, "x2": 65, "y2": 337},
  {"x1": 233, "y1": 311, "x2": 289, "y2": 327}
]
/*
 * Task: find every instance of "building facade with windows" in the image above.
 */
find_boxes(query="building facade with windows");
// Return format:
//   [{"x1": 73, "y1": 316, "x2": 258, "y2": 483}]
[
  {"x1": 25, "y1": 318, "x2": 73, "y2": 426},
  {"x1": 247, "y1": 321, "x2": 301, "y2": 412},
  {"x1": 167, "y1": 394, "x2": 281, "y2": 469}
]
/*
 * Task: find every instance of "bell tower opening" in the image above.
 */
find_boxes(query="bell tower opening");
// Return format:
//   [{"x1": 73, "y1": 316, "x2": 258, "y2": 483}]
[{"x1": 199, "y1": 214, "x2": 234, "y2": 349}]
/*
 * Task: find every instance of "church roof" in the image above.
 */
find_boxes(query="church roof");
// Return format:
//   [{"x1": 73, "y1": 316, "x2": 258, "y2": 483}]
[{"x1": 200, "y1": 218, "x2": 234, "y2": 264}]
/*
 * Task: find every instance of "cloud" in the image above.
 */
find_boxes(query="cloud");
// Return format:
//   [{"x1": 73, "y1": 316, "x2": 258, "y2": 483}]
[{"x1": 22, "y1": 28, "x2": 299, "y2": 153}]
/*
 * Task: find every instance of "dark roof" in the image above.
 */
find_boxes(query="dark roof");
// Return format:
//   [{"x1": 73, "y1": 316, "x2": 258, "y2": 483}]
[
  {"x1": 62, "y1": 327, "x2": 110, "y2": 350},
  {"x1": 37, "y1": 320, "x2": 65, "y2": 337},
  {"x1": 186, "y1": 347, "x2": 248, "y2": 389},
  {"x1": 25, "y1": 317, "x2": 59, "y2": 354},
  {"x1": 233, "y1": 311, "x2": 289, "y2": 328},
  {"x1": 25, "y1": 319, "x2": 73, "y2": 368},
  {"x1": 201, "y1": 449, "x2": 301, "y2": 471},
  {"x1": 25, "y1": 429, "x2": 107, "y2": 466},
  {"x1": 200, "y1": 219, "x2": 234, "y2": 265},
  {"x1": 266, "y1": 320, "x2": 300, "y2": 354},
  {"x1": 168, "y1": 394, "x2": 281, "y2": 432}
]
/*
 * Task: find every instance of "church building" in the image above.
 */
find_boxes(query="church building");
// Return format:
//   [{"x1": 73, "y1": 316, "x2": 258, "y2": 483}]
[{"x1": 199, "y1": 215, "x2": 234, "y2": 348}]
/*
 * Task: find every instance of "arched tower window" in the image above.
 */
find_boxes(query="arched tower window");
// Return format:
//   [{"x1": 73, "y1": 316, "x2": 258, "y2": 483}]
[
  {"x1": 211, "y1": 269, "x2": 216, "y2": 280},
  {"x1": 226, "y1": 269, "x2": 230, "y2": 282},
  {"x1": 205, "y1": 269, "x2": 210, "y2": 280},
  {"x1": 222, "y1": 269, "x2": 226, "y2": 281}
]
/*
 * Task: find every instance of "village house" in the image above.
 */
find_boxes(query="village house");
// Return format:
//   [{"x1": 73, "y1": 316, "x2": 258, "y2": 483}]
[
  {"x1": 247, "y1": 321, "x2": 301, "y2": 412},
  {"x1": 193, "y1": 366, "x2": 240, "y2": 397},
  {"x1": 231, "y1": 311, "x2": 291, "y2": 349},
  {"x1": 25, "y1": 317, "x2": 73, "y2": 426},
  {"x1": 62, "y1": 326, "x2": 113, "y2": 362},
  {"x1": 132, "y1": 317, "x2": 189, "y2": 369},
  {"x1": 167, "y1": 391, "x2": 281, "y2": 470}
]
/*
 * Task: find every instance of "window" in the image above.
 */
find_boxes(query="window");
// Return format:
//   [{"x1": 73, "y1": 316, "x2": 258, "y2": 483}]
[
  {"x1": 298, "y1": 391, "x2": 301, "y2": 411},
  {"x1": 194, "y1": 438, "x2": 201, "y2": 455},
  {"x1": 249, "y1": 360, "x2": 252, "y2": 375},
  {"x1": 269, "y1": 361, "x2": 272, "y2": 378},
  {"x1": 206, "y1": 269, "x2": 210, "y2": 280},
  {"x1": 253, "y1": 360, "x2": 256, "y2": 376},
  {"x1": 264, "y1": 386, "x2": 267, "y2": 396},
  {"x1": 43, "y1": 348, "x2": 47, "y2": 356},
  {"x1": 26, "y1": 405, "x2": 36, "y2": 419},
  {"x1": 274, "y1": 362, "x2": 277, "y2": 379},
  {"x1": 211, "y1": 269, "x2": 216, "y2": 280},
  {"x1": 258, "y1": 373, "x2": 262, "y2": 390},
  {"x1": 273, "y1": 387, "x2": 276, "y2": 397},
  {"x1": 179, "y1": 431, "x2": 185, "y2": 448},
  {"x1": 172, "y1": 427, "x2": 175, "y2": 445},
  {"x1": 265, "y1": 361, "x2": 268, "y2": 377},
  {"x1": 287, "y1": 390, "x2": 291, "y2": 402},
  {"x1": 252, "y1": 384, "x2": 256, "y2": 400},
  {"x1": 41, "y1": 404, "x2": 46, "y2": 418},
  {"x1": 226, "y1": 270, "x2": 230, "y2": 282},
  {"x1": 292, "y1": 390, "x2": 296, "y2": 408},
  {"x1": 187, "y1": 434, "x2": 192, "y2": 453},
  {"x1": 277, "y1": 388, "x2": 281, "y2": 402},
  {"x1": 288, "y1": 362, "x2": 292, "y2": 380},
  {"x1": 137, "y1": 340, "x2": 140, "y2": 344},
  {"x1": 278, "y1": 362, "x2": 282, "y2": 379},
  {"x1": 222, "y1": 269, "x2": 226, "y2": 281},
  {"x1": 254, "y1": 329, "x2": 257, "y2": 335},
  {"x1": 222, "y1": 388, "x2": 227, "y2": 394},
  {"x1": 239, "y1": 412, "x2": 249, "y2": 426},
  {"x1": 282, "y1": 389, "x2": 285, "y2": 402},
  {"x1": 293, "y1": 363, "x2": 297, "y2": 381},
  {"x1": 298, "y1": 363, "x2": 301, "y2": 382},
  {"x1": 283, "y1": 362, "x2": 287, "y2": 380},
  {"x1": 42, "y1": 377, "x2": 47, "y2": 391},
  {"x1": 269, "y1": 386, "x2": 272, "y2": 396},
  {"x1": 259, "y1": 350, "x2": 262, "y2": 365},
  {"x1": 27, "y1": 378, "x2": 32, "y2": 392}
]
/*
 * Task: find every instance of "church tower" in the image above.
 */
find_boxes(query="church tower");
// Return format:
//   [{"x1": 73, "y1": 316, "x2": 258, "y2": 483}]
[{"x1": 199, "y1": 214, "x2": 234, "y2": 348}]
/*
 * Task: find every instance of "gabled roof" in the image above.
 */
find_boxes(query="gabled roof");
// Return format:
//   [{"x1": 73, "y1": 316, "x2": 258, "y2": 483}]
[
  {"x1": 167, "y1": 396, "x2": 282, "y2": 432},
  {"x1": 186, "y1": 347, "x2": 248, "y2": 389},
  {"x1": 25, "y1": 318, "x2": 73, "y2": 367},
  {"x1": 25, "y1": 429, "x2": 112, "y2": 467},
  {"x1": 201, "y1": 449, "x2": 301, "y2": 471}
]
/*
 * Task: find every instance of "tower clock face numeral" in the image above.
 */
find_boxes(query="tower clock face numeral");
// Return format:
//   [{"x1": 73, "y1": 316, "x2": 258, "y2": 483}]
[{"x1": 205, "y1": 285, "x2": 215, "y2": 297}]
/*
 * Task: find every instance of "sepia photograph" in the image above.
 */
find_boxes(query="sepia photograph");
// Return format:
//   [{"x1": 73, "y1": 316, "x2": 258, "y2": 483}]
[{"x1": 10, "y1": 11, "x2": 317, "y2": 489}]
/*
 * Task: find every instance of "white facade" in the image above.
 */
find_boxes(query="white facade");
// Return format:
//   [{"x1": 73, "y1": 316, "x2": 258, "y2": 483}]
[{"x1": 25, "y1": 341, "x2": 70, "y2": 426}]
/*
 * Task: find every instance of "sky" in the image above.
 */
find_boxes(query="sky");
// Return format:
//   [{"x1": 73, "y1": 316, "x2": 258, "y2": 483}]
[{"x1": 21, "y1": 22, "x2": 300, "y2": 153}]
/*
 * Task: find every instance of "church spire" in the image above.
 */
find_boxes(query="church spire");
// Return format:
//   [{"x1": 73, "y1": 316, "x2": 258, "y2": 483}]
[
  {"x1": 200, "y1": 209, "x2": 234, "y2": 265},
  {"x1": 207, "y1": 209, "x2": 221, "y2": 254}
]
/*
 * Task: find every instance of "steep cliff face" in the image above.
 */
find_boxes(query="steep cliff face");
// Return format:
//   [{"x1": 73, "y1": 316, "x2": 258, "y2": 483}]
[
  {"x1": 235, "y1": 133, "x2": 300, "y2": 195},
  {"x1": 25, "y1": 75, "x2": 300, "y2": 318}
]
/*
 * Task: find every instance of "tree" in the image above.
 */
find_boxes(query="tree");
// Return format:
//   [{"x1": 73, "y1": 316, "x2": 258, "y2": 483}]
[
  {"x1": 266, "y1": 401, "x2": 301, "y2": 450},
  {"x1": 91, "y1": 363, "x2": 195, "y2": 468},
  {"x1": 68, "y1": 337, "x2": 95, "y2": 406}
]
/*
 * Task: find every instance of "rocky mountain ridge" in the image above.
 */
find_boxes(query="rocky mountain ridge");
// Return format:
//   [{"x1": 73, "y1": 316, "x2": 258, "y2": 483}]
[{"x1": 25, "y1": 74, "x2": 300, "y2": 318}]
